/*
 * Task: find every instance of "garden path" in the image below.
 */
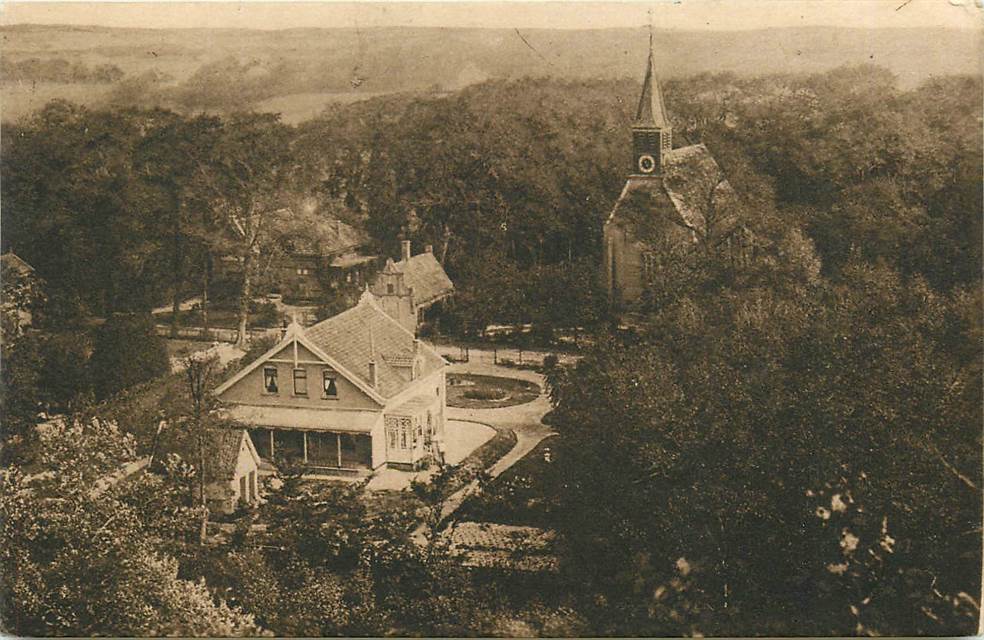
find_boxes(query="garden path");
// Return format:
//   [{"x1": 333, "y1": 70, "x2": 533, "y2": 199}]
[{"x1": 411, "y1": 360, "x2": 556, "y2": 545}]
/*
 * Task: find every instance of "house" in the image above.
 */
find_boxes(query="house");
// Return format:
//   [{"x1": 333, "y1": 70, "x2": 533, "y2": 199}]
[
  {"x1": 203, "y1": 428, "x2": 262, "y2": 514},
  {"x1": 215, "y1": 215, "x2": 377, "y2": 303},
  {"x1": 213, "y1": 288, "x2": 448, "y2": 473},
  {"x1": 1, "y1": 251, "x2": 44, "y2": 339},
  {"x1": 371, "y1": 241, "x2": 454, "y2": 333},
  {"x1": 602, "y1": 37, "x2": 749, "y2": 311}
]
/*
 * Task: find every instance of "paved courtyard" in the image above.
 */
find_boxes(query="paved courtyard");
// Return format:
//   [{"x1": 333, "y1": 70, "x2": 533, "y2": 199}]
[{"x1": 366, "y1": 418, "x2": 497, "y2": 491}]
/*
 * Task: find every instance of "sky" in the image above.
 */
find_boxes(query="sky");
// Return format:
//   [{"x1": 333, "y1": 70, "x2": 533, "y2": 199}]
[{"x1": 1, "y1": 0, "x2": 981, "y2": 31}]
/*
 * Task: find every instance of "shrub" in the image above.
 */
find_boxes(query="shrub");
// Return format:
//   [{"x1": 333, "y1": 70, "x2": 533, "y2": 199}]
[
  {"x1": 250, "y1": 301, "x2": 280, "y2": 328},
  {"x1": 39, "y1": 332, "x2": 93, "y2": 410},
  {"x1": 240, "y1": 334, "x2": 280, "y2": 367},
  {"x1": 542, "y1": 354, "x2": 559, "y2": 370},
  {"x1": 89, "y1": 313, "x2": 170, "y2": 400}
]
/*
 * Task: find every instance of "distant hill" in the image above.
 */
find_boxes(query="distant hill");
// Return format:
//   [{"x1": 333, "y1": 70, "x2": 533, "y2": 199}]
[{"x1": 1, "y1": 24, "x2": 979, "y2": 123}]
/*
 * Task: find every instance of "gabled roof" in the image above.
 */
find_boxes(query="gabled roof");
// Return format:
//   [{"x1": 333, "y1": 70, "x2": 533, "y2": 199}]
[
  {"x1": 281, "y1": 216, "x2": 367, "y2": 257},
  {"x1": 606, "y1": 144, "x2": 740, "y2": 243},
  {"x1": 1, "y1": 252, "x2": 36, "y2": 277},
  {"x1": 214, "y1": 291, "x2": 447, "y2": 404},
  {"x1": 303, "y1": 290, "x2": 447, "y2": 399},
  {"x1": 393, "y1": 252, "x2": 454, "y2": 306},
  {"x1": 205, "y1": 429, "x2": 259, "y2": 482},
  {"x1": 634, "y1": 42, "x2": 670, "y2": 130},
  {"x1": 213, "y1": 320, "x2": 388, "y2": 405}
]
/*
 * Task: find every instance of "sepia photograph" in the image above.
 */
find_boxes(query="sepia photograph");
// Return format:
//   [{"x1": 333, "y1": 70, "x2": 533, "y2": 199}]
[{"x1": 0, "y1": 0, "x2": 981, "y2": 636}]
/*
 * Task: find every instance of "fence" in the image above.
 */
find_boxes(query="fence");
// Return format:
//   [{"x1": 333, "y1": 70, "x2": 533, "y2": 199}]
[
  {"x1": 155, "y1": 324, "x2": 280, "y2": 343},
  {"x1": 431, "y1": 345, "x2": 580, "y2": 368}
]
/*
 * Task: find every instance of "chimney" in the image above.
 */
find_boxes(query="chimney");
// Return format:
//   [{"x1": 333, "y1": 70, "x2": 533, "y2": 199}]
[
  {"x1": 401, "y1": 240, "x2": 411, "y2": 262},
  {"x1": 368, "y1": 359, "x2": 377, "y2": 388},
  {"x1": 335, "y1": 219, "x2": 343, "y2": 236},
  {"x1": 424, "y1": 244, "x2": 433, "y2": 254}
]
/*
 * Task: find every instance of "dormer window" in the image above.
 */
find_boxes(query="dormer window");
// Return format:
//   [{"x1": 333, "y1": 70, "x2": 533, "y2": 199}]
[
  {"x1": 263, "y1": 367, "x2": 278, "y2": 394},
  {"x1": 293, "y1": 368, "x2": 307, "y2": 395},
  {"x1": 323, "y1": 371, "x2": 338, "y2": 399}
]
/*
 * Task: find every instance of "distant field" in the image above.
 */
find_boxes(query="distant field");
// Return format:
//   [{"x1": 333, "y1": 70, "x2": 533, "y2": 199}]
[
  {"x1": 1, "y1": 81, "x2": 112, "y2": 122},
  {"x1": 253, "y1": 91, "x2": 386, "y2": 124},
  {"x1": 1, "y1": 24, "x2": 979, "y2": 125}
]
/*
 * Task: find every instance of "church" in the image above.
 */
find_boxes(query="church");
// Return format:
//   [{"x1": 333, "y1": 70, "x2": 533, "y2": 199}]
[{"x1": 603, "y1": 36, "x2": 746, "y2": 310}]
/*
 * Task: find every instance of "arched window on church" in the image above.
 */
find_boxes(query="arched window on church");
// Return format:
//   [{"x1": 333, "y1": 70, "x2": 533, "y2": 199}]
[{"x1": 642, "y1": 251, "x2": 659, "y2": 284}]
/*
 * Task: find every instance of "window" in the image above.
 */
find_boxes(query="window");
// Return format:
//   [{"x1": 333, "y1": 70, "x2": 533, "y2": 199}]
[
  {"x1": 388, "y1": 428, "x2": 398, "y2": 449},
  {"x1": 425, "y1": 413, "x2": 433, "y2": 446},
  {"x1": 296, "y1": 267, "x2": 310, "y2": 275},
  {"x1": 387, "y1": 283, "x2": 394, "y2": 294},
  {"x1": 263, "y1": 367, "x2": 278, "y2": 393},
  {"x1": 400, "y1": 428, "x2": 407, "y2": 449},
  {"x1": 293, "y1": 368, "x2": 308, "y2": 395},
  {"x1": 642, "y1": 251, "x2": 659, "y2": 283},
  {"x1": 323, "y1": 371, "x2": 338, "y2": 399}
]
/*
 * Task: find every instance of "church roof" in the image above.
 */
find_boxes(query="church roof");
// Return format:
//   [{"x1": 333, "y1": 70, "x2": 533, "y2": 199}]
[
  {"x1": 606, "y1": 144, "x2": 740, "y2": 243},
  {"x1": 634, "y1": 44, "x2": 670, "y2": 129},
  {"x1": 393, "y1": 252, "x2": 454, "y2": 306},
  {"x1": 303, "y1": 290, "x2": 446, "y2": 398}
]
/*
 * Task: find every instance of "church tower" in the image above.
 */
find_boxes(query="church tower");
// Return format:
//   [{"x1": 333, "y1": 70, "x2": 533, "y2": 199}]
[{"x1": 631, "y1": 31, "x2": 672, "y2": 177}]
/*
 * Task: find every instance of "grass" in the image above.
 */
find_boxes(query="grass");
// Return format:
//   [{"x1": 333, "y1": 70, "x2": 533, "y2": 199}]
[
  {"x1": 456, "y1": 435, "x2": 563, "y2": 529},
  {"x1": 446, "y1": 374, "x2": 540, "y2": 409},
  {"x1": 154, "y1": 308, "x2": 281, "y2": 329}
]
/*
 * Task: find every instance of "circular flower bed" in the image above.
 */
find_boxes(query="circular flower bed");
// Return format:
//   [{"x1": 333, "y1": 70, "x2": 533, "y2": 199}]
[{"x1": 446, "y1": 374, "x2": 540, "y2": 408}]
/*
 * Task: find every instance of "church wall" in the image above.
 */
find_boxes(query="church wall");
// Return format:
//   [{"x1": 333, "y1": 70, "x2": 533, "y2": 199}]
[{"x1": 604, "y1": 221, "x2": 646, "y2": 306}]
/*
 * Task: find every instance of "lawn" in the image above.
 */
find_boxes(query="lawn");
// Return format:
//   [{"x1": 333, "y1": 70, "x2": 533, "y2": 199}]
[
  {"x1": 446, "y1": 374, "x2": 540, "y2": 409},
  {"x1": 456, "y1": 435, "x2": 563, "y2": 529},
  {"x1": 165, "y1": 339, "x2": 214, "y2": 360},
  {"x1": 154, "y1": 308, "x2": 280, "y2": 329}
]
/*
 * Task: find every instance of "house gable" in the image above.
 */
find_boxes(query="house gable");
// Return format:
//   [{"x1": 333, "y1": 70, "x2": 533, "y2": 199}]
[{"x1": 214, "y1": 327, "x2": 385, "y2": 409}]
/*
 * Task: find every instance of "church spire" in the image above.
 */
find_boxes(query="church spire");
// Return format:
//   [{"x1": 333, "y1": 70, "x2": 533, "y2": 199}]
[
  {"x1": 635, "y1": 32, "x2": 670, "y2": 129},
  {"x1": 630, "y1": 19, "x2": 672, "y2": 177}
]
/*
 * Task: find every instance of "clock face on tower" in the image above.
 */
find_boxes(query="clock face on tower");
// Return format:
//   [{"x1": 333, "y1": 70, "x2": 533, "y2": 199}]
[{"x1": 638, "y1": 154, "x2": 656, "y2": 174}]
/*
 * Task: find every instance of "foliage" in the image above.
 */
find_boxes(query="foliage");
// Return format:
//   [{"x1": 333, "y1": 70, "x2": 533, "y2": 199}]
[
  {"x1": 0, "y1": 418, "x2": 262, "y2": 637},
  {"x1": 238, "y1": 333, "x2": 280, "y2": 368},
  {"x1": 0, "y1": 336, "x2": 43, "y2": 445},
  {"x1": 89, "y1": 313, "x2": 170, "y2": 400},
  {"x1": 546, "y1": 262, "x2": 982, "y2": 635}
]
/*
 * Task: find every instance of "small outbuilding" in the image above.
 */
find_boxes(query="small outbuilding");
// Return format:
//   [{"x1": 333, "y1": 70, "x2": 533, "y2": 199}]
[{"x1": 204, "y1": 428, "x2": 262, "y2": 514}]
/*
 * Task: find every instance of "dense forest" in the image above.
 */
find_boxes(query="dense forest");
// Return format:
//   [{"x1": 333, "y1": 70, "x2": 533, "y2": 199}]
[{"x1": 1, "y1": 63, "x2": 981, "y2": 635}]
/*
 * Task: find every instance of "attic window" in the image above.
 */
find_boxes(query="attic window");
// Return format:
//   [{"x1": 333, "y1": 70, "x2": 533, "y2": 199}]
[
  {"x1": 263, "y1": 367, "x2": 278, "y2": 394},
  {"x1": 323, "y1": 371, "x2": 338, "y2": 399},
  {"x1": 293, "y1": 368, "x2": 308, "y2": 395},
  {"x1": 387, "y1": 283, "x2": 394, "y2": 294}
]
